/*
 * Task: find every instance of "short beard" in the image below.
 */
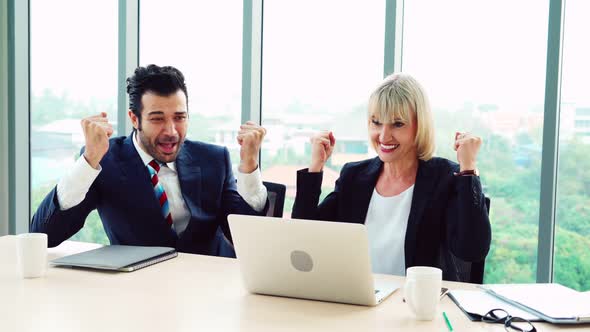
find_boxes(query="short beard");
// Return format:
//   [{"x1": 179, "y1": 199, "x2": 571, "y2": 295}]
[{"x1": 137, "y1": 130, "x2": 183, "y2": 163}]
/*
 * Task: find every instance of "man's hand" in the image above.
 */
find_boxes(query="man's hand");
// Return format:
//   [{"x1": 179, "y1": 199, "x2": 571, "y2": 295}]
[
  {"x1": 81, "y1": 112, "x2": 113, "y2": 169},
  {"x1": 309, "y1": 131, "x2": 336, "y2": 173},
  {"x1": 454, "y1": 131, "x2": 482, "y2": 171},
  {"x1": 237, "y1": 121, "x2": 266, "y2": 173}
]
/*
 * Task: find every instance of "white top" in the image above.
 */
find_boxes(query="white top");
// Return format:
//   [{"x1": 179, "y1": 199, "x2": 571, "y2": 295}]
[
  {"x1": 56, "y1": 134, "x2": 267, "y2": 235},
  {"x1": 364, "y1": 185, "x2": 414, "y2": 276}
]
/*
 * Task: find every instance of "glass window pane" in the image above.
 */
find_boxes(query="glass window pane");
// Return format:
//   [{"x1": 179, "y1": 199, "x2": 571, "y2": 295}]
[
  {"x1": 140, "y1": 0, "x2": 243, "y2": 165},
  {"x1": 555, "y1": 0, "x2": 590, "y2": 291},
  {"x1": 261, "y1": 0, "x2": 385, "y2": 215},
  {"x1": 30, "y1": 0, "x2": 117, "y2": 244},
  {"x1": 403, "y1": 0, "x2": 549, "y2": 283}
]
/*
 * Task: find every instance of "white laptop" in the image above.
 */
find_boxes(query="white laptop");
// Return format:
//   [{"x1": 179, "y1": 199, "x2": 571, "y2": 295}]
[{"x1": 228, "y1": 214, "x2": 400, "y2": 306}]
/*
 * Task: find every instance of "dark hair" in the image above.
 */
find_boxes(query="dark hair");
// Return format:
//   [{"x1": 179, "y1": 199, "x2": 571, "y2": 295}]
[{"x1": 126, "y1": 64, "x2": 188, "y2": 127}]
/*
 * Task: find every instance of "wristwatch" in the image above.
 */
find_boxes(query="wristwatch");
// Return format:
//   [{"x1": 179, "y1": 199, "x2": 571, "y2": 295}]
[{"x1": 454, "y1": 169, "x2": 479, "y2": 177}]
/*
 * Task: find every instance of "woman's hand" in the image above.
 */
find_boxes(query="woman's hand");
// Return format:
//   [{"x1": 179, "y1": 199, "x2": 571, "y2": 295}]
[
  {"x1": 454, "y1": 132, "x2": 482, "y2": 171},
  {"x1": 309, "y1": 131, "x2": 336, "y2": 173}
]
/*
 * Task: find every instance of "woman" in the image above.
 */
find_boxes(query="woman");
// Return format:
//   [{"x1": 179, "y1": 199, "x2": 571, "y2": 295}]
[{"x1": 292, "y1": 73, "x2": 491, "y2": 278}]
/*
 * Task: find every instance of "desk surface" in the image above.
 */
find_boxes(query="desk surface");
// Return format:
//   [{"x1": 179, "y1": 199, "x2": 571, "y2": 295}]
[{"x1": 0, "y1": 236, "x2": 580, "y2": 332}]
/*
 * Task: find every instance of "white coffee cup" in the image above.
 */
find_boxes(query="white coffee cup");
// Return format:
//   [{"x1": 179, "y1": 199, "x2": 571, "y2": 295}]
[
  {"x1": 404, "y1": 266, "x2": 442, "y2": 320},
  {"x1": 16, "y1": 233, "x2": 48, "y2": 278}
]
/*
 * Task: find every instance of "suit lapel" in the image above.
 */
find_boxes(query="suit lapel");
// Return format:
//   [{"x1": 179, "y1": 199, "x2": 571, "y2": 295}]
[
  {"x1": 175, "y1": 144, "x2": 202, "y2": 217},
  {"x1": 404, "y1": 159, "x2": 436, "y2": 267},
  {"x1": 117, "y1": 135, "x2": 163, "y2": 215},
  {"x1": 349, "y1": 157, "x2": 382, "y2": 224}
]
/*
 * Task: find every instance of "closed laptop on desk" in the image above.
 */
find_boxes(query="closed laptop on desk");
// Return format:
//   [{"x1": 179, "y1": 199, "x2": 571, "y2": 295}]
[
  {"x1": 228, "y1": 214, "x2": 400, "y2": 306},
  {"x1": 51, "y1": 245, "x2": 177, "y2": 272}
]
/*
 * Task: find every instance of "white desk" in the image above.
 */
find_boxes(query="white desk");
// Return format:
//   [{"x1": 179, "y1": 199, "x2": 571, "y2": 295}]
[{"x1": 0, "y1": 236, "x2": 578, "y2": 331}]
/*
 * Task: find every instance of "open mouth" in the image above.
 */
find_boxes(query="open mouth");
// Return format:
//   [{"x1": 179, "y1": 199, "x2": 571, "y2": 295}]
[
  {"x1": 157, "y1": 142, "x2": 178, "y2": 154},
  {"x1": 380, "y1": 143, "x2": 399, "y2": 153}
]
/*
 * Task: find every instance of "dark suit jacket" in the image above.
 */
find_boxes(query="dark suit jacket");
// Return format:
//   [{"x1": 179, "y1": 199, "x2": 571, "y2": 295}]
[
  {"x1": 31, "y1": 134, "x2": 265, "y2": 257},
  {"x1": 292, "y1": 157, "x2": 491, "y2": 271}
]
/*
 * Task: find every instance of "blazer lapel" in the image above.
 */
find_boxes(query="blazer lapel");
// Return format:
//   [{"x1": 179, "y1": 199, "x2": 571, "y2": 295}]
[
  {"x1": 349, "y1": 157, "x2": 382, "y2": 224},
  {"x1": 117, "y1": 134, "x2": 164, "y2": 220},
  {"x1": 404, "y1": 159, "x2": 436, "y2": 267},
  {"x1": 175, "y1": 144, "x2": 202, "y2": 217}
]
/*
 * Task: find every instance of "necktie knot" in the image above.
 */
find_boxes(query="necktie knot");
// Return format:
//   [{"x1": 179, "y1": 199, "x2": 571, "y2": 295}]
[{"x1": 148, "y1": 160, "x2": 161, "y2": 173}]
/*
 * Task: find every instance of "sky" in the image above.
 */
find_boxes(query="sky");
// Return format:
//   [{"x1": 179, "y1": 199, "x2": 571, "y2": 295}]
[
  {"x1": 30, "y1": 0, "x2": 589, "y2": 117},
  {"x1": 30, "y1": 0, "x2": 118, "y2": 101},
  {"x1": 404, "y1": 0, "x2": 589, "y2": 108}
]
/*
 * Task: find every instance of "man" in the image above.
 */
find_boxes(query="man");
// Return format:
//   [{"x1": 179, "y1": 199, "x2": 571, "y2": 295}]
[{"x1": 31, "y1": 64, "x2": 268, "y2": 257}]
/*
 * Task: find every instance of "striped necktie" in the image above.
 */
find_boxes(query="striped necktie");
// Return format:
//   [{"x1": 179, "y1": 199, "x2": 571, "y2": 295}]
[{"x1": 147, "y1": 160, "x2": 173, "y2": 227}]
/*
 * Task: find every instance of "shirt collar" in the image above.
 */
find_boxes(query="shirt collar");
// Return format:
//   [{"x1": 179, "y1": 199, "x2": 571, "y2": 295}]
[{"x1": 132, "y1": 132, "x2": 177, "y2": 172}]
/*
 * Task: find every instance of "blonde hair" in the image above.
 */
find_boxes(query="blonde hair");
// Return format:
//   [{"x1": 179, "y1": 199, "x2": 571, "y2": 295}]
[{"x1": 368, "y1": 73, "x2": 435, "y2": 160}]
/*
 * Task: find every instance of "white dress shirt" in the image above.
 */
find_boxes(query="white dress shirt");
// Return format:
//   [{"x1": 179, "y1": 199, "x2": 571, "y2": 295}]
[
  {"x1": 56, "y1": 134, "x2": 268, "y2": 235},
  {"x1": 364, "y1": 185, "x2": 414, "y2": 276}
]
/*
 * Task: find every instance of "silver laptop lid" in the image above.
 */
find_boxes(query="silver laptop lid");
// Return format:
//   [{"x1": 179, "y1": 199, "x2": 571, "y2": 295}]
[{"x1": 228, "y1": 214, "x2": 380, "y2": 306}]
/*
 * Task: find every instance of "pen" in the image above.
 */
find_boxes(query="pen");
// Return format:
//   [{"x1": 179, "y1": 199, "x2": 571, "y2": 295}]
[{"x1": 443, "y1": 311, "x2": 453, "y2": 331}]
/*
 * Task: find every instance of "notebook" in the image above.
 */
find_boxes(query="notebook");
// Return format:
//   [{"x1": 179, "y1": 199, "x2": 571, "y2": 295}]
[
  {"x1": 480, "y1": 283, "x2": 590, "y2": 324},
  {"x1": 51, "y1": 245, "x2": 178, "y2": 272}
]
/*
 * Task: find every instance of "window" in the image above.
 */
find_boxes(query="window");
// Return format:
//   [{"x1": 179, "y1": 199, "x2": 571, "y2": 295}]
[
  {"x1": 140, "y1": 0, "x2": 243, "y2": 165},
  {"x1": 554, "y1": 0, "x2": 590, "y2": 291},
  {"x1": 22, "y1": 2, "x2": 588, "y2": 286},
  {"x1": 261, "y1": 0, "x2": 385, "y2": 215},
  {"x1": 574, "y1": 120, "x2": 590, "y2": 128},
  {"x1": 402, "y1": 0, "x2": 550, "y2": 283},
  {"x1": 30, "y1": 0, "x2": 117, "y2": 244}
]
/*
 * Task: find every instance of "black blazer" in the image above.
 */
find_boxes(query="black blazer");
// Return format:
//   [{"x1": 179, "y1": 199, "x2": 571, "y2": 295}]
[
  {"x1": 292, "y1": 157, "x2": 491, "y2": 269},
  {"x1": 31, "y1": 134, "x2": 266, "y2": 257}
]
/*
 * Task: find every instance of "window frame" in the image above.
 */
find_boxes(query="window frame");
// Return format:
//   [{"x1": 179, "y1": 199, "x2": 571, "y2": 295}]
[
  {"x1": 6, "y1": 0, "x2": 29, "y2": 235},
  {"x1": 0, "y1": 0, "x2": 9, "y2": 236}
]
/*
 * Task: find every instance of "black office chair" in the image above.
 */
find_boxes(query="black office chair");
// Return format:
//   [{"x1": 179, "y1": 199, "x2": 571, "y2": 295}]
[
  {"x1": 218, "y1": 181, "x2": 286, "y2": 258},
  {"x1": 441, "y1": 197, "x2": 490, "y2": 284},
  {"x1": 263, "y1": 181, "x2": 286, "y2": 218}
]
